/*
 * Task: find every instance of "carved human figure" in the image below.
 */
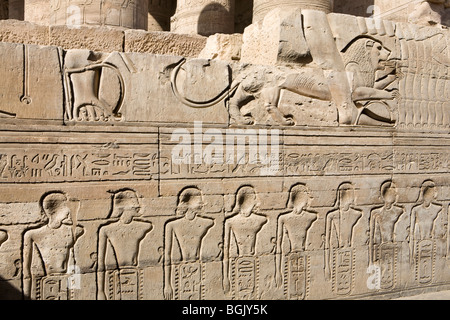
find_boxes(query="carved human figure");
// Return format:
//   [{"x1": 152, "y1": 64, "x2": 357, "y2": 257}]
[
  {"x1": 324, "y1": 183, "x2": 362, "y2": 283},
  {"x1": 163, "y1": 187, "x2": 214, "y2": 300},
  {"x1": 368, "y1": 181, "x2": 405, "y2": 289},
  {"x1": 369, "y1": 181, "x2": 405, "y2": 264},
  {"x1": 275, "y1": 183, "x2": 317, "y2": 287},
  {"x1": 97, "y1": 189, "x2": 152, "y2": 300},
  {"x1": 22, "y1": 191, "x2": 84, "y2": 300},
  {"x1": 222, "y1": 186, "x2": 267, "y2": 298},
  {"x1": 274, "y1": 183, "x2": 317, "y2": 300},
  {"x1": 342, "y1": 37, "x2": 399, "y2": 126},
  {"x1": 410, "y1": 181, "x2": 443, "y2": 260}
]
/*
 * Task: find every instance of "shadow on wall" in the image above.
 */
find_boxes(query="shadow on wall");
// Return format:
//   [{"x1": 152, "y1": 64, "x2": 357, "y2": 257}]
[
  {"x1": 0, "y1": 0, "x2": 24, "y2": 20},
  {"x1": 333, "y1": 0, "x2": 375, "y2": 17},
  {"x1": 235, "y1": 0, "x2": 253, "y2": 33},
  {"x1": 0, "y1": 276, "x2": 22, "y2": 300},
  {"x1": 148, "y1": 0, "x2": 176, "y2": 31},
  {"x1": 197, "y1": 2, "x2": 234, "y2": 36}
]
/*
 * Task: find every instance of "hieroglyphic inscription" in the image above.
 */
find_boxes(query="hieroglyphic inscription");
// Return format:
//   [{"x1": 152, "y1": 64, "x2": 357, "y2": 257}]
[{"x1": 0, "y1": 150, "x2": 158, "y2": 182}]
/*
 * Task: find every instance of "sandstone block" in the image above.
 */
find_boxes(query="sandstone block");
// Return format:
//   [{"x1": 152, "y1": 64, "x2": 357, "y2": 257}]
[
  {"x1": 49, "y1": 25, "x2": 124, "y2": 52},
  {"x1": 198, "y1": 33, "x2": 243, "y2": 62},
  {"x1": 0, "y1": 19, "x2": 49, "y2": 46},
  {"x1": 124, "y1": 30, "x2": 207, "y2": 57}
]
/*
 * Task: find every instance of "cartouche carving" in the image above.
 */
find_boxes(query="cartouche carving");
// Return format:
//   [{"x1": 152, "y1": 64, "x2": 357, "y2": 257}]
[
  {"x1": 97, "y1": 189, "x2": 152, "y2": 300},
  {"x1": 164, "y1": 187, "x2": 214, "y2": 300}
]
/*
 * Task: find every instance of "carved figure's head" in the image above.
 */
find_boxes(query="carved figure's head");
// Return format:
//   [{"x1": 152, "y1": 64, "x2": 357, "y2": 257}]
[
  {"x1": 342, "y1": 36, "x2": 391, "y2": 72},
  {"x1": 40, "y1": 191, "x2": 71, "y2": 229},
  {"x1": 336, "y1": 183, "x2": 355, "y2": 211},
  {"x1": 110, "y1": 189, "x2": 141, "y2": 223},
  {"x1": 419, "y1": 180, "x2": 438, "y2": 206},
  {"x1": 176, "y1": 187, "x2": 205, "y2": 221},
  {"x1": 380, "y1": 181, "x2": 398, "y2": 209},
  {"x1": 233, "y1": 185, "x2": 259, "y2": 217},
  {"x1": 287, "y1": 183, "x2": 312, "y2": 214}
]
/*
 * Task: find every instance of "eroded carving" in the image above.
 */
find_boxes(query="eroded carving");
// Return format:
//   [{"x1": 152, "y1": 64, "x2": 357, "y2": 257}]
[
  {"x1": 223, "y1": 186, "x2": 267, "y2": 300},
  {"x1": 97, "y1": 189, "x2": 152, "y2": 300},
  {"x1": 22, "y1": 191, "x2": 84, "y2": 300},
  {"x1": 410, "y1": 180, "x2": 443, "y2": 284},
  {"x1": 369, "y1": 181, "x2": 405, "y2": 290},
  {"x1": 275, "y1": 183, "x2": 317, "y2": 300},
  {"x1": 324, "y1": 182, "x2": 362, "y2": 295},
  {"x1": 64, "y1": 50, "x2": 125, "y2": 122},
  {"x1": 164, "y1": 187, "x2": 214, "y2": 300},
  {"x1": 170, "y1": 35, "x2": 400, "y2": 127}
]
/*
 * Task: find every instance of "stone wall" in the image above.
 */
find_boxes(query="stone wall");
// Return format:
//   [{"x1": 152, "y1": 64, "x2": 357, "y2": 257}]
[{"x1": 0, "y1": 1, "x2": 449, "y2": 301}]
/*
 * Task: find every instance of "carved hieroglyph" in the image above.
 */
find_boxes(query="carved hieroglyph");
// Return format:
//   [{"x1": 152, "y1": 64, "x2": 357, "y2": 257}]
[{"x1": 0, "y1": 4, "x2": 449, "y2": 301}]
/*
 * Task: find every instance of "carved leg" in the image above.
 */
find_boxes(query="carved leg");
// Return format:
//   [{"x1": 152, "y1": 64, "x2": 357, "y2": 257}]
[
  {"x1": 261, "y1": 87, "x2": 295, "y2": 126},
  {"x1": 228, "y1": 86, "x2": 255, "y2": 125}
]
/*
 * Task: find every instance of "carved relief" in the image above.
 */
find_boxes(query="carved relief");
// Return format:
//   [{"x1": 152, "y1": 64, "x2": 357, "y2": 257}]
[
  {"x1": 0, "y1": 229, "x2": 7, "y2": 248},
  {"x1": 171, "y1": 35, "x2": 400, "y2": 127},
  {"x1": 0, "y1": 43, "x2": 64, "y2": 120},
  {"x1": 410, "y1": 180, "x2": 443, "y2": 285},
  {"x1": 223, "y1": 186, "x2": 267, "y2": 300},
  {"x1": 342, "y1": 36, "x2": 400, "y2": 126},
  {"x1": 369, "y1": 181, "x2": 405, "y2": 290},
  {"x1": 275, "y1": 183, "x2": 317, "y2": 300},
  {"x1": 396, "y1": 27, "x2": 450, "y2": 130},
  {"x1": 0, "y1": 3, "x2": 450, "y2": 302},
  {"x1": 22, "y1": 191, "x2": 84, "y2": 300},
  {"x1": 64, "y1": 50, "x2": 125, "y2": 122},
  {"x1": 164, "y1": 187, "x2": 214, "y2": 300},
  {"x1": 324, "y1": 183, "x2": 362, "y2": 296},
  {"x1": 97, "y1": 189, "x2": 152, "y2": 300}
]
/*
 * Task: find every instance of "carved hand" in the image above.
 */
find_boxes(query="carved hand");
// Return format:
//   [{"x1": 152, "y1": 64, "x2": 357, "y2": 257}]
[
  {"x1": 275, "y1": 270, "x2": 283, "y2": 288},
  {"x1": 164, "y1": 285, "x2": 174, "y2": 300},
  {"x1": 223, "y1": 277, "x2": 231, "y2": 293}
]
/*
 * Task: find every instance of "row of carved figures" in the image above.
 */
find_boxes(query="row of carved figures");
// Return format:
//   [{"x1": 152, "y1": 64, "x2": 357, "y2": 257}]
[{"x1": 0, "y1": 179, "x2": 445, "y2": 300}]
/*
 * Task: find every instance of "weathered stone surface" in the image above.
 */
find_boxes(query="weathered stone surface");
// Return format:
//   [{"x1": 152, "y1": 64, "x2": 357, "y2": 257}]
[
  {"x1": 0, "y1": 19, "x2": 49, "y2": 46},
  {"x1": 198, "y1": 33, "x2": 243, "y2": 62},
  {"x1": 253, "y1": 0, "x2": 332, "y2": 23},
  {"x1": 124, "y1": 30, "x2": 207, "y2": 57},
  {"x1": 49, "y1": 25, "x2": 124, "y2": 52},
  {"x1": 241, "y1": 8, "x2": 310, "y2": 66},
  {"x1": 0, "y1": 42, "x2": 63, "y2": 120}
]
